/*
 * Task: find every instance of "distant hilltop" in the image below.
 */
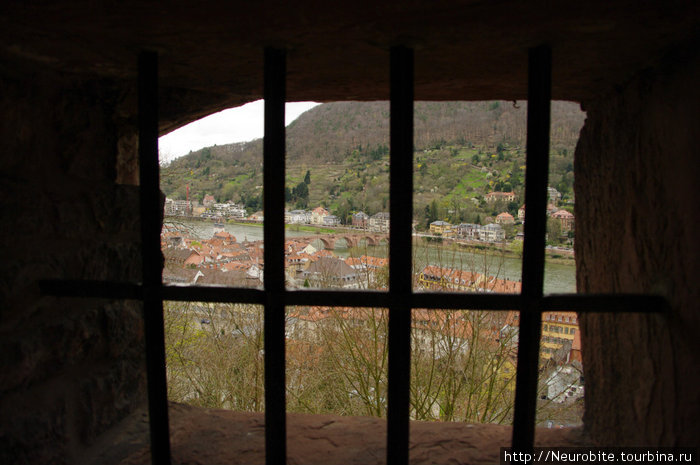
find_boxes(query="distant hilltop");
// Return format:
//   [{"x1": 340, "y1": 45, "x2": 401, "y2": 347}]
[{"x1": 162, "y1": 101, "x2": 582, "y2": 235}]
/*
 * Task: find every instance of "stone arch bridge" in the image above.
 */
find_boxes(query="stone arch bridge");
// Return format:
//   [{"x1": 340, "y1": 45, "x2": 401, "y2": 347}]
[{"x1": 295, "y1": 233, "x2": 388, "y2": 250}]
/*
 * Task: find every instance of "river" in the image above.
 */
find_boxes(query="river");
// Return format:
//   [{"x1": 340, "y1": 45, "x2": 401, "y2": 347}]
[{"x1": 167, "y1": 219, "x2": 576, "y2": 294}]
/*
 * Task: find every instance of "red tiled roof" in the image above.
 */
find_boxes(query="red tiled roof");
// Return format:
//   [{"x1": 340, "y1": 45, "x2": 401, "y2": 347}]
[
  {"x1": 552, "y1": 210, "x2": 574, "y2": 218},
  {"x1": 420, "y1": 265, "x2": 522, "y2": 293},
  {"x1": 345, "y1": 255, "x2": 388, "y2": 268},
  {"x1": 543, "y1": 311, "x2": 578, "y2": 324}
]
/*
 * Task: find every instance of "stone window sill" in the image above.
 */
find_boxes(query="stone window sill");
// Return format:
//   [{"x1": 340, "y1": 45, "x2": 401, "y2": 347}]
[{"x1": 84, "y1": 402, "x2": 589, "y2": 465}]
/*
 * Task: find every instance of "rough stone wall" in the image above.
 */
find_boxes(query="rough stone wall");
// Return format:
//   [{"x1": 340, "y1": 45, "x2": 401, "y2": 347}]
[
  {"x1": 0, "y1": 62, "x2": 145, "y2": 464},
  {"x1": 575, "y1": 51, "x2": 700, "y2": 446}
]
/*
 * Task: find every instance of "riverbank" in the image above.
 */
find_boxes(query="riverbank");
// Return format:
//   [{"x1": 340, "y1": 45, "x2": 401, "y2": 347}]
[
  {"x1": 165, "y1": 216, "x2": 341, "y2": 233},
  {"x1": 543, "y1": 253, "x2": 576, "y2": 265},
  {"x1": 284, "y1": 224, "x2": 345, "y2": 234},
  {"x1": 416, "y1": 236, "x2": 575, "y2": 266},
  {"x1": 226, "y1": 222, "x2": 346, "y2": 235},
  {"x1": 165, "y1": 216, "x2": 574, "y2": 266}
]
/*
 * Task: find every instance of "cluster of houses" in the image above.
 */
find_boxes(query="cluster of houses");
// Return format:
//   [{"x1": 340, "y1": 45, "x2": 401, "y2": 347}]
[
  {"x1": 517, "y1": 187, "x2": 575, "y2": 232},
  {"x1": 484, "y1": 187, "x2": 563, "y2": 206},
  {"x1": 285, "y1": 207, "x2": 390, "y2": 232},
  {"x1": 517, "y1": 204, "x2": 575, "y2": 232},
  {"x1": 284, "y1": 206, "x2": 342, "y2": 226},
  {"x1": 351, "y1": 211, "x2": 390, "y2": 232},
  {"x1": 164, "y1": 196, "x2": 249, "y2": 220},
  {"x1": 418, "y1": 265, "x2": 522, "y2": 293},
  {"x1": 427, "y1": 188, "x2": 574, "y2": 242},
  {"x1": 166, "y1": 185, "x2": 573, "y2": 234},
  {"x1": 429, "y1": 221, "x2": 508, "y2": 242},
  {"x1": 165, "y1": 195, "x2": 392, "y2": 232},
  {"x1": 162, "y1": 229, "x2": 264, "y2": 286},
  {"x1": 161, "y1": 226, "x2": 389, "y2": 289},
  {"x1": 427, "y1": 190, "x2": 518, "y2": 242}
]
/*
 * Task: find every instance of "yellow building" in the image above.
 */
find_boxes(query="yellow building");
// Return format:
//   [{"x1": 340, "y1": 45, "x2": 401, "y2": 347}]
[
  {"x1": 540, "y1": 311, "x2": 578, "y2": 360},
  {"x1": 429, "y1": 220, "x2": 453, "y2": 235}
]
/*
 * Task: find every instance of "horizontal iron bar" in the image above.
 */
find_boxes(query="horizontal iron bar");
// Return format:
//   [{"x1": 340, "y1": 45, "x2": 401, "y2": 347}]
[
  {"x1": 38, "y1": 280, "x2": 265, "y2": 303},
  {"x1": 39, "y1": 279, "x2": 142, "y2": 299},
  {"x1": 411, "y1": 292, "x2": 522, "y2": 310},
  {"x1": 39, "y1": 280, "x2": 670, "y2": 313},
  {"x1": 165, "y1": 285, "x2": 265, "y2": 304},
  {"x1": 286, "y1": 289, "x2": 392, "y2": 307},
  {"x1": 542, "y1": 294, "x2": 670, "y2": 313}
]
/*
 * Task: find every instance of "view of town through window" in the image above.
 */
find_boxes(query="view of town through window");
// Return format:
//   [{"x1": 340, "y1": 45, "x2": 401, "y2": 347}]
[{"x1": 159, "y1": 100, "x2": 584, "y2": 427}]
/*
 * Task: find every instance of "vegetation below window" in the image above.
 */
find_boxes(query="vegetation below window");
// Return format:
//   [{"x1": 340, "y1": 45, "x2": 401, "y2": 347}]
[{"x1": 165, "y1": 301, "x2": 581, "y2": 425}]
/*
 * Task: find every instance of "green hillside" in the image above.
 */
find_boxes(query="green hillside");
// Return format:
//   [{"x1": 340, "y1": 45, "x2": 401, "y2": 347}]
[{"x1": 161, "y1": 100, "x2": 583, "y2": 227}]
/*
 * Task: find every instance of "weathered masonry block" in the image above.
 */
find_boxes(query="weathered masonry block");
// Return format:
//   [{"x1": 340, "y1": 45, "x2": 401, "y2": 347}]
[
  {"x1": 0, "y1": 63, "x2": 145, "y2": 464},
  {"x1": 575, "y1": 49, "x2": 700, "y2": 446}
]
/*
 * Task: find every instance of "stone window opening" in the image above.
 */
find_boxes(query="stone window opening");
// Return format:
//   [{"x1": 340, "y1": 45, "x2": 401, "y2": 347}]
[
  {"x1": 36, "y1": 46, "x2": 674, "y2": 465},
  {"x1": 4, "y1": 2, "x2": 700, "y2": 463}
]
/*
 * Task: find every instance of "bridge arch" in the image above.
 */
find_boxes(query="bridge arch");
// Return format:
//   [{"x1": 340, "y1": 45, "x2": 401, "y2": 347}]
[
  {"x1": 301, "y1": 233, "x2": 388, "y2": 250},
  {"x1": 336, "y1": 235, "x2": 359, "y2": 248},
  {"x1": 315, "y1": 236, "x2": 335, "y2": 250},
  {"x1": 365, "y1": 235, "x2": 388, "y2": 247}
]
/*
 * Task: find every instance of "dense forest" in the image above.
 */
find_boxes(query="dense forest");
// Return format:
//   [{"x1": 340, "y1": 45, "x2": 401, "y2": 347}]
[{"x1": 161, "y1": 100, "x2": 584, "y2": 227}]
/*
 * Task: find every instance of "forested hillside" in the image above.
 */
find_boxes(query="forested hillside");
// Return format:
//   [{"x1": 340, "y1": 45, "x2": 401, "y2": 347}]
[{"x1": 161, "y1": 100, "x2": 584, "y2": 226}]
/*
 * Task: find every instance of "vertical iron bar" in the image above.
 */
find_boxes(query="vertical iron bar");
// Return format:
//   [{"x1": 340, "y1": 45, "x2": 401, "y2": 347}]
[
  {"x1": 138, "y1": 51, "x2": 172, "y2": 465},
  {"x1": 263, "y1": 47, "x2": 287, "y2": 465},
  {"x1": 512, "y1": 45, "x2": 552, "y2": 452},
  {"x1": 387, "y1": 45, "x2": 414, "y2": 465}
]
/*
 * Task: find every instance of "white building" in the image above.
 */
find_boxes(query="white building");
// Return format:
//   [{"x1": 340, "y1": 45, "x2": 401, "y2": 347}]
[
  {"x1": 311, "y1": 207, "x2": 330, "y2": 225},
  {"x1": 323, "y1": 215, "x2": 341, "y2": 226},
  {"x1": 164, "y1": 198, "x2": 192, "y2": 216},
  {"x1": 547, "y1": 187, "x2": 562, "y2": 204},
  {"x1": 211, "y1": 202, "x2": 246, "y2": 218},
  {"x1": 285, "y1": 209, "x2": 311, "y2": 224},
  {"x1": 456, "y1": 223, "x2": 479, "y2": 240},
  {"x1": 455, "y1": 223, "x2": 505, "y2": 242},
  {"x1": 369, "y1": 212, "x2": 390, "y2": 233},
  {"x1": 478, "y1": 223, "x2": 506, "y2": 242}
]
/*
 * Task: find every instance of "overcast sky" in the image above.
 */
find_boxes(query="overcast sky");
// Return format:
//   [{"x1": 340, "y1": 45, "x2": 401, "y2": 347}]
[{"x1": 158, "y1": 100, "x2": 320, "y2": 162}]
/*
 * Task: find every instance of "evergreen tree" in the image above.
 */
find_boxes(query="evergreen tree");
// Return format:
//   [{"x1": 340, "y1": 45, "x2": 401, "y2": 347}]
[
  {"x1": 295, "y1": 182, "x2": 309, "y2": 201},
  {"x1": 428, "y1": 200, "x2": 439, "y2": 224}
]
